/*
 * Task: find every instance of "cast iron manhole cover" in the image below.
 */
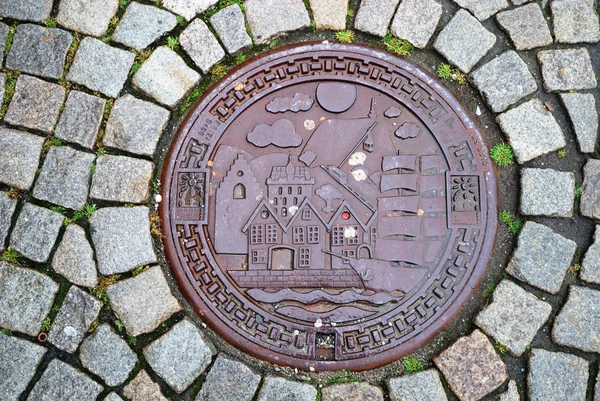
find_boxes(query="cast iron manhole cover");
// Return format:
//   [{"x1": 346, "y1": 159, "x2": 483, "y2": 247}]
[{"x1": 161, "y1": 43, "x2": 497, "y2": 371}]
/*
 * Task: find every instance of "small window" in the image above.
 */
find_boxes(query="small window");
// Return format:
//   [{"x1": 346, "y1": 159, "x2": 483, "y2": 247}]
[
  {"x1": 347, "y1": 225, "x2": 360, "y2": 245},
  {"x1": 282, "y1": 207, "x2": 288, "y2": 217},
  {"x1": 298, "y1": 187, "x2": 302, "y2": 195},
  {"x1": 283, "y1": 197, "x2": 287, "y2": 206},
  {"x1": 266, "y1": 224, "x2": 278, "y2": 244},
  {"x1": 278, "y1": 187, "x2": 283, "y2": 195},
  {"x1": 299, "y1": 248, "x2": 310, "y2": 268},
  {"x1": 233, "y1": 183, "x2": 246, "y2": 199},
  {"x1": 250, "y1": 225, "x2": 263, "y2": 244},
  {"x1": 252, "y1": 250, "x2": 266, "y2": 264},
  {"x1": 332, "y1": 226, "x2": 344, "y2": 246},
  {"x1": 293, "y1": 197, "x2": 298, "y2": 205},
  {"x1": 288, "y1": 187, "x2": 292, "y2": 195},
  {"x1": 293, "y1": 227, "x2": 305, "y2": 244},
  {"x1": 342, "y1": 250, "x2": 355, "y2": 263},
  {"x1": 308, "y1": 226, "x2": 320, "y2": 244},
  {"x1": 273, "y1": 198, "x2": 278, "y2": 205},
  {"x1": 302, "y1": 208, "x2": 311, "y2": 220}
]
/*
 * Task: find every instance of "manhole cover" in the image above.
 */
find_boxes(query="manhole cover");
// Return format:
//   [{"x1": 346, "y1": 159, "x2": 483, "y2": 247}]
[{"x1": 161, "y1": 43, "x2": 497, "y2": 371}]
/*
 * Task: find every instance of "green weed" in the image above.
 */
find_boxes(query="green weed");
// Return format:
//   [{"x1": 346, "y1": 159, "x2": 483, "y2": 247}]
[
  {"x1": 490, "y1": 142, "x2": 515, "y2": 167},
  {"x1": 558, "y1": 149, "x2": 566, "y2": 158},
  {"x1": 90, "y1": 275, "x2": 120, "y2": 305},
  {"x1": 40, "y1": 317, "x2": 52, "y2": 332},
  {"x1": 335, "y1": 30, "x2": 355, "y2": 44},
  {"x1": 483, "y1": 283, "x2": 495, "y2": 297},
  {"x1": 326, "y1": 371, "x2": 362, "y2": 384},
  {"x1": 167, "y1": 36, "x2": 179, "y2": 50},
  {"x1": 383, "y1": 33, "x2": 413, "y2": 57},
  {"x1": 499, "y1": 211, "x2": 523, "y2": 234},
  {"x1": 574, "y1": 186, "x2": 583, "y2": 198},
  {"x1": 44, "y1": 18, "x2": 58, "y2": 28},
  {"x1": 0, "y1": 247, "x2": 21, "y2": 265},
  {"x1": 402, "y1": 357, "x2": 423, "y2": 374}
]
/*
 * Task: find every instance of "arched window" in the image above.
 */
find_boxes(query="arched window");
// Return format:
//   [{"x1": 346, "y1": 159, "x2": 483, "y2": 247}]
[
  {"x1": 288, "y1": 187, "x2": 292, "y2": 195},
  {"x1": 298, "y1": 187, "x2": 302, "y2": 195},
  {"x1": 282, "y1": 207, "x2": 288, "y2": 217},
  {"x1": 293, "y1": 197, "x2": 298, "y2": 205},
  {"x1": 273, "y1": 198, "x2": 278, "y2": 205},
  {"x1": 283, "y1": 197, "x2": 287, "y2": 206},
  {"x1": 233, "y1": 183, "x2": 246, "y2": 199},
  {"x1": 278, "y1": 187, "x2": 283, "y2": 195}
]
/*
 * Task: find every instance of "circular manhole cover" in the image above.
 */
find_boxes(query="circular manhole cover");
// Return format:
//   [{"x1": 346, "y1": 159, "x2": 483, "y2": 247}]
[{"x1": 160, "y1": 43, "x2": 497, "y2": 371}]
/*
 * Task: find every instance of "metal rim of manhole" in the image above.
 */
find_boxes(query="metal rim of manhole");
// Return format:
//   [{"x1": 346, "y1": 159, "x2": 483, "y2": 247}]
[{"x1": 160, "y1": 43, "x2": 498, "y2": 372}]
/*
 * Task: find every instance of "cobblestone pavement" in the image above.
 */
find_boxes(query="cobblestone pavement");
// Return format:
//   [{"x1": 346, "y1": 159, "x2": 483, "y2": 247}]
[{"x1": 0, "y1": 0, "x2": 599, "y2": 400}]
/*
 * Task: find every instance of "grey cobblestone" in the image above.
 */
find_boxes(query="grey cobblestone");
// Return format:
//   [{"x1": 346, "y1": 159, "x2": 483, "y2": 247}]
[
  {"x1": 309, "y1": 0, "x2": 348, "y2": 31},
  {"x1": 552, "y1": 286, "x2": 600, "y2": 353},
  {"x1": 475, "y1": 280, "x2": 551, "y2": 356},
  {"x1": 470, "y1": 50, "x2": 537, "y2": 113},
  {"x1": 48, "y1": 285, "x2": 102, "y2": 353},
  {"x1": 89, "y1": 206, "x2": 157, "y2": 275},
  {"x1": 90, "y1": 155, "x2": 153, "y2": 204},
  {"x1": 33, "y1": 146, "x2": 95, "y2": 211},
  {"x1": 497, "y1": 380, "x2": 520, "y2": 401},
  {"x1": 180, "y1": 19, "x2": 225, "y2": 74},
  {"x1": 551, "y1": 0, "x2": 600, "y2": 44},
  {"x1": 0, "y1": 262, "x2": 58, "y2": 336},
  {"x1": 452, "y1": 0, "x2": 509, "y2": 21},
  {"x1": 0, "y1": 333, "x2": 47, "y2": 401},
  {"x1": 0, "y1": 192, "x2": 17, "y2": 251},
  {"x1": 355, "y1": 0, "x2": 400, "y2": 37},
  {"x1": 162, "y1": 0, "x2": 218, "y2": 21},
  {"x1": 6, "y1": 24, "x2": 73, "y2": 80},
  {"x1": 538, "y1": 48, "x2": 597, "y2": 92},
  {"x1": 581, "y1": 159, "x2": 600, "y2": 220},
  {"x1": 506, "y1": 221, "x2": 576, "y2": 294},
  {"x1": 387, "y1": 369, "x2": 448, "y2": 401},
  {"x1": 390, "y1": 0, "x2": 442, "y2": 49},
  {"x1": 10, "y1": 203, "x2": 64, "y2": 263},
  {"x1": 322, "y1": 382, "x2": 384, "y2": 401},
  {"x1": 105, "y1": 393, "x2": 124, "y2": 401},
  {"x1": 67, "y1": 37, "x2": 135, "y2": 98},
  {"x1": 520, "y1": 168, "x2": 575, "y2": 218},
  {"x1": 4, "y1": 75, "x2": 66, "y2": 133},
  {"x1": 27, "y1": 359, "x2": 103, "y2": 401},
  {"x1": 0, "y1": 0, "x2": 52, "y2": 23},
  {"x1": 433, "y1": 9, "x2": 496, "y2": 73},
  {"x1": 246, "y1": 0, "x2": 311, "y2": 44},
  {"x1": 496, "y1": 3, "x2": 553, "y2": 50},
  {"x1": 210, "y1": 5, "x2": 253, "y2": 55},
  {"x1": 581, "y1": 226, "x2": 600, "y2": 284},
  {"x1": 496, "y1": 99, "x2": 565, "y2": 164},
  {"x1": 80, "y1": 324, "x2": 138, "y2": 386},
  {"x1": 57, "y1": 0, "x2": 120, "y2": 37},
  {"x1": 133, "y1": 46, "x2": 201, "y2": 108},
  {"x1": 195, "y1": 354, "x2": 261, "y2": 401},
  {"x1": 104, "y1": 94, "x2": 170, "y2": 157},
  {"x1": 112, "y1": 2, "x2": 178, "y2": 51},
  {"x1": 0, "y1": 23, "x2": 7, "y2": 65},
  {"x1": 144, "y1": 319, "x2": 215, "y2": 393},
  {"x1": 54, "y1": 90, "x2": 106, "y2": 150},
  {"x1": 560, "y1": 93, "x2": 598, "y2": 154},
  {"x1": 528, "y1": 349, "x2": 588, "y2": 401},
  {"x1": 107, "y1": 266, "x2": 181, "y2": 336},
  {"x1": 52, "y1": 224, "x2": 98, "y2": 288},
  {"x1": 257, "y1": 377, "x2": 318, "y2": 401}
]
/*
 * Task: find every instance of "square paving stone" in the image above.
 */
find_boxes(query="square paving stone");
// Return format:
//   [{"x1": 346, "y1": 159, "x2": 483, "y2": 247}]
[
  {"x1": 538, "y1": 48, "x2": 597, "y2": 92},
  {"x1": 434, "y1": 330, "x2": 508, "y2": 401},
  {"x1": 322, "y1": 382, "x2": 384, "y2": 401},
  {"x1": 387, "y1": 369, "x2": 448, "y2": 401},
  {"x1": 133, "y1": 46, "x2": 201, "y2": 108},
  {"x1": 257, "y1": 377, "x2": 318, "y2": 401},
  {"x1": 180, "y1": 19, "x2": 225, "y2": 74},
  {"x1": 0, "y1": 192, "x2": 18, "y2": 251},
  {"x1": 105, "y1": 95, "x2": 169, "y2": 157},
  {"x1": 582, "y1": 159, "x2": 600, "y2": 220},
  {"x1": 10, "y1": 203, "x2": 64, "y2": 263},
  {"x1": 470, "y1": 50, "x2": 537, "y2": 113},
  {"x1": 195, "y1": 354, "x2": 261, "y2": 401},
  {"x1": 0, "y1": 0, "x2": 52, "y2": 23},
  {"x1": 106, "y1": 266, "x2": 181, "y2": 336},
  {"x1": 528, "y1": 349, "x2": 588, "y2": 401},
  {"x1": 0, "y1": 128, "x2": 44, "y2": 190},
  {"x1": 496, "y1": 3, "x2": 553, "y2": 50},
  {"x1": 551, "y1": 0, "x2": 600, "y2": 44},
  {"x1": 506, "y1": 221, "x2": 576, "y2": 294},
  {"x1": 309, "y1": 0, "x2": 348, "y2": 31},
  {"x1": 52, "y1": 224, "x2": 98, "y2": 288},
  {"x1": 33, "y1": 146, "x2": 95, "y2": 211},
  {"x1": 54, "y1": 91, "x2": 106, "y2": 149},
  {"x1": 0, "y1": 262, "x2": 59, "y2": 336},
  {"x1": 67, "y1": 38, "x2": 135, "y2": 98},
  {"x1": 162, "y1": 0, "x2": 218, "y2": 21},
  {"x1": 80, "y1": 324, "x2": 138, "y2": 386},
  {"x1": 581, "y1": 226, "x2": 600, "y2": 284},
  {"x1": 100, "y1": 99, "x2": 162, "y2": 155},
  {"x1": 390, "y1": 0, "x2": 442, "y2": 49},
  {"x1": 475, "y1": 280, "x2": 551, "y2": 357},
  {"x1": 210, "y1": 5, "x2": 253, "y2": 54},
  {"x1": 496, "y1": 99, "x2": 565, "y2": 164},
  {"x1": 433, "y1": 9, "x2": 496, "y2": 73},
  {"x1": 90, "y1": 155, "x2": 154, "y2": 204},
  {"x1": 520, "y1": 168, "x2": 575, "y2": 218},
  {"x1": 0, "y1": 333, "x2": 47, "y2": 401},
  {"x1": 48, "y1": 286, "x2": 102, "y2": 353},
  {"x1": 6, "y1": 24, "x2": 73, "y2": 80},
  {"x1": 4, "y1": 75, "x2": 66, "y2": 133},
  {"x1": 452, "y1": 0, "x2": 509, "y2": 21},
  {"x1": 112, "y1": 2, "x2": 178, "y2": 52},
  {"x1": 552, "y1": 286, "x2": 600, "y2": 353},
  {"x1": 57, "y1": 0, "x2": 120, "y2": 37},
  {"x1": 354, "y1": 0, "x2": 400, "y2": 37},
  {"x1": 560, "y1": 93, "x2": 598, "y2": 154},
  {"x1": 124, "y1": 369, "x2": 168, "y2": 401},
  {"x1": 89, "y1": 206, "x2": 157, "y2": 275},
  {"x1": 144, "y1": 319, "x2": 215, "y2": 393},
  {"x1": 27, "y1": 359, "x2": 104, "y2": 401},
  {"x1": 246, "y1": 0, "x2": 311, "y2": 44}
]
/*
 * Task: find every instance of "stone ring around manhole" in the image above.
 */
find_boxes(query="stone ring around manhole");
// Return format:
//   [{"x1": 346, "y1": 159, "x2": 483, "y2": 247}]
[{"x1": 160, "y1": 43, "x2": 498, "y2": 371}]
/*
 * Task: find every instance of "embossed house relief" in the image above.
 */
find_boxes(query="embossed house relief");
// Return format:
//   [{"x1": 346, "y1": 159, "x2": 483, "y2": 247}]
[{"x1": 161, "y1": 44, "x2": 497, "y2": 371}]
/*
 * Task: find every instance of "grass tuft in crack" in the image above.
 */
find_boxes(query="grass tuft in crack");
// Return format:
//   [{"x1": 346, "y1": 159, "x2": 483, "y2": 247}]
[
  {"x1": 402, "y1": 357, "x2": 423, "y2": 374},
  {"x1": 335, "y1": 30, "x2": 355, "y2": 44},
  {"x1": 1, "y1": 247, "x2": 22, "y2": 265},
  {"x1": 383, "y1": 33, "x2": 413, "y2": 57},
  {"x1": 490, "y1": 142, "x2": 514, "y2": 167},
  {"x1": 499, "y1": 211, "x2": 523, "y2": 234}
]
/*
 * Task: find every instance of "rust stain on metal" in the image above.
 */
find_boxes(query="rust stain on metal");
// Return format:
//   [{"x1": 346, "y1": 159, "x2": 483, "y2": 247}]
[{"x1": 160, "y1": 43, "x2": 498, "y2": 371}]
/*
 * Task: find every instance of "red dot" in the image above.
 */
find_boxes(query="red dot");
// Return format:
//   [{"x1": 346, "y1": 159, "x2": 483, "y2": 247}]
[{"x1": 341, "y1": 212, "x2": 350, "y2": 220}]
